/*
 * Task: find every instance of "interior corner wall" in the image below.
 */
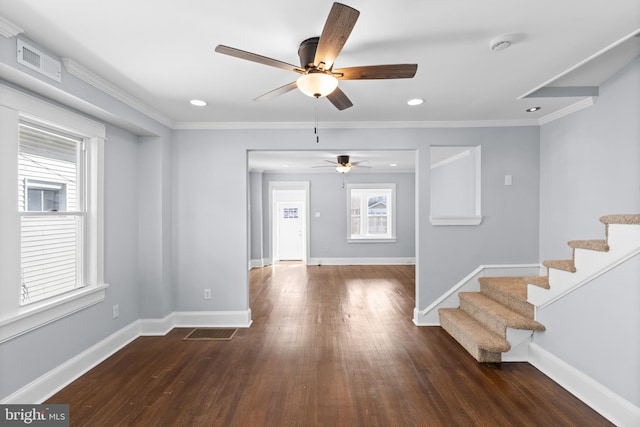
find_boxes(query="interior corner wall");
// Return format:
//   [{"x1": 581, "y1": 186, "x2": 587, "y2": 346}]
[
  {"x1": 138, "y1": 135, "x2": 174, "y2": 319},
  {"x1": 249, "y1": 172, "x2": 264, "y2": 264},
  {"x1": 536, "y1": 56, "x2": 640, "y2": 406}
]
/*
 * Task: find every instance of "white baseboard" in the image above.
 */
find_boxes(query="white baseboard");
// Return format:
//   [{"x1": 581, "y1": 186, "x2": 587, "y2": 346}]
[
  {"x1": 308, "y1": 257, "x2": 415, "y2": 266},
  {"x1": 172, "y1": 310, "x2": 252, "y2": 328},
  {"x1": 528, "y1": 343, "x2": 640, "y2": 427},
  {"x1": 1, "y1": 320, "x2": 140, "y2": 404},
  {"x1": 249, "y1": 259, "x2": 266, "y2": 269},
  {"x1": 1, "y1": 309, "x2": 252, "y2": 404}
]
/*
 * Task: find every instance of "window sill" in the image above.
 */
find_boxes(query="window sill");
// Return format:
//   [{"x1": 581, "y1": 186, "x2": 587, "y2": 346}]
[
  {"x1": 348, "y1": 237, "x2": 397, "y2": 243},
  {"x1": 0, "y1": 283, "x2": 108, "y2": 344},
  {"x1": 430, "y1": 216, "x2": 482, "y2": 226}
]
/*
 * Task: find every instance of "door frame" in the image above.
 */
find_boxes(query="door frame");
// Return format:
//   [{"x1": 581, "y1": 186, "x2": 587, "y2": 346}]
[{"x1": 268, "y1": 181, "x2": 310, "y2": 265}]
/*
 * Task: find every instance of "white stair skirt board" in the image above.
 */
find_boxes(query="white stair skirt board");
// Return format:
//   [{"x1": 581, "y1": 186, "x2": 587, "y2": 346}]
[
  {"x1": 529, "y1": 343, "x2": 640, "y2": 427},
  {"x1": 413, "y1": 264, "x2": 542, "y2": 326},
  {"x1": 1, "y1": 309, "x2": 252, "y2": 404}
]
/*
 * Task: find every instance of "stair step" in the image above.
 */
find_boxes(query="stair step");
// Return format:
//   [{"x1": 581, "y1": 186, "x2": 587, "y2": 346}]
[
  {"x1": 439, "y1": 308, "x2": 510, "y2": 363},
  {"x1": 478, "y1": 277, "x2": 533, "y2": 318},
  {"x1": 600, "y1": 214, "x2": 640, "y2": 225},
  {"x1": 459, "y1": 292, "x2": 545, "y2": 336},
  {"x1": 525, "y1": 275, "x2": 550, "y2": 289},
  {"x1": 543, "y1": 259, "x2": 576, "y2": 273},
  {"x1": 568, "y1": 239, "x2": 609, "y2": 252}
]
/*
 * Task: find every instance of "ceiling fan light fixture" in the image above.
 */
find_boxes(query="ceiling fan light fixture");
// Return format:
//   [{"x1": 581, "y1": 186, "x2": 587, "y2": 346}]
[
  {"x1": 297, "y1": 72, "x2": 339, "y2": 98},
  {"x1": 336, "y1": 165, "x2": 351, "y2": 173}
]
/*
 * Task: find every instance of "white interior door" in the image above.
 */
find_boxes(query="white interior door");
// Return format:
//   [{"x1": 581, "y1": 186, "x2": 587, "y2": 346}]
[{"x1": 277, "y1": 202, "x2": 304, "y2": 260}]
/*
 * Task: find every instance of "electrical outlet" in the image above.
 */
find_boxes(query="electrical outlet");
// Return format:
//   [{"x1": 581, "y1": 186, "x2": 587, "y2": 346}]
[
  {"x1": 112, "y1": 304, "x2": 119, "y2": 319},
  {"x1": 204, "y1": 289, "x2": 211, "y2": 300}
]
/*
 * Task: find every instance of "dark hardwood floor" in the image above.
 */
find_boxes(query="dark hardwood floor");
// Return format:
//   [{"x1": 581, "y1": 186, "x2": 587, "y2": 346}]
[{"x1": 47, "y1": 264, "x2": 613, "y2": 426}]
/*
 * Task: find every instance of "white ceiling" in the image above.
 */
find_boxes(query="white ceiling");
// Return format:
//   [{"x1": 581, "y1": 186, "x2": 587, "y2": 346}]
[
  {"x1": 0, "y1": 0, "x2": 638, "y2": 128},
  {"x1": 0, "y1": 1, "x2": 638, "y2": 173}
]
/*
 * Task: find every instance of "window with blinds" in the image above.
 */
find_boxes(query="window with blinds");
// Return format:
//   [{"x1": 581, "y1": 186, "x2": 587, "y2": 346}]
[{"x1": 18, "y1": 122, "x2": 86, "y2": 305}]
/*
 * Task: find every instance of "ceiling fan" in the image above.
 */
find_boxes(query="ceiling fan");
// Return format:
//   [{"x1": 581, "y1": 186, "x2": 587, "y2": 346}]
[
  {"x1": 314, "y1": 155, "x2": 370, "y2": 173},
  {"x1": 214, "y1": 2, "x2": 418, "y2": 110}
]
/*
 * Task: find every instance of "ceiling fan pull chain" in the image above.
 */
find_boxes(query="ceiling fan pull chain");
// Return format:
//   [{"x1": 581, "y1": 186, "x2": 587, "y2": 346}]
[{"x1": 315, "y1": 98, "x2": 320, "y2": 143}]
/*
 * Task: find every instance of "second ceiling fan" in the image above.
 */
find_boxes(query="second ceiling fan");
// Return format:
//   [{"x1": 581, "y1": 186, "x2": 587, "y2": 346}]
[{"x1": 215, "y1": 2, "x2": 418, "y2": 110}]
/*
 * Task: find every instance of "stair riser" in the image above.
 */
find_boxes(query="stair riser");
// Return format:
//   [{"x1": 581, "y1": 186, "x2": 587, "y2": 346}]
[
  {"x1": 529, "y1": 227, "x2": 640, "y2": 306},
  {"x1": 480, "y1": 284, "x2": 534, "y2": 318},
  {"x1": 459, "y1": 298, "x2": 507, "y2": 337},
  {"x1": 440, "y1": 312, "x2": 502, "y2": 363},
  {"x1": 607, "y1": 224, "x2": 640, "y2": 250}
]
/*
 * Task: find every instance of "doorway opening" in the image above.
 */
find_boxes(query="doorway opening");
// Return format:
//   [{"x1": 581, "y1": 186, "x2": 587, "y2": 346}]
[{"x1": 269, "y1": 181, "x2": 310, "y2": 265}]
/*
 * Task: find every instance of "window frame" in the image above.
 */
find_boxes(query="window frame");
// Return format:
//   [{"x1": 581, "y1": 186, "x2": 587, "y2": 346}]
[
  {"x1": 19, "y1": 122, "x2": 86, "y2": 306},
  {"x1": 346, "y1": 183, "x2": 397, "y2": 243},
  {"x1": 0, "y1": 84, "x2": 107, "y2": 344}
]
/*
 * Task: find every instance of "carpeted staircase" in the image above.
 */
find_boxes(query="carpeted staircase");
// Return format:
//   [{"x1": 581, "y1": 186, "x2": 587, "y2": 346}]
[{"x1": 439, "y1": 214, "x2": 640, "y2": 363}]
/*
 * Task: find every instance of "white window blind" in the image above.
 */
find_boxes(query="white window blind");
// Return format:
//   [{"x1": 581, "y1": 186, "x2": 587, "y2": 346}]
[{"x1": 18, "y1": 122, "x2": 85, "y2": 305}]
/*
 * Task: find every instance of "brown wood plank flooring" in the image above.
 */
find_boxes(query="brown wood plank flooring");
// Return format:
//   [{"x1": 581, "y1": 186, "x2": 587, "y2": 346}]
[{"x1": 47, "y1": 264, "x2": 613, "y2": 426}]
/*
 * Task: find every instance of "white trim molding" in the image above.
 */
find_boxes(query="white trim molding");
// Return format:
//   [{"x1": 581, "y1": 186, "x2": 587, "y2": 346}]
[
  {"x1": 529, "y1": 343, "x2": 640, "y2": 427},
  {"x1": 61, "y1": 58, "x2": 173, "y2": 128},
  {"x1": 0, "y1": 16, "x2": 23, "y2": 38},
  {"x1": 308, "y1": 257, "x2": 415, "y2": 266}
]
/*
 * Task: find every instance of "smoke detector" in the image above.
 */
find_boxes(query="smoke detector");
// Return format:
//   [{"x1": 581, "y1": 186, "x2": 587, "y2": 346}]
[{"x1": 489, "y1": 38, "x2": 512, "y2": 51}]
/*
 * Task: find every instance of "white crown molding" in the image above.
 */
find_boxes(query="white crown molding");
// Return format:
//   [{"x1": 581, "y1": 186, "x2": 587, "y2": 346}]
[
  {"x1": 173, "y1": 118, "x2": 538, "y2": 130},
  {"x1": 61, "y1": 58, "x2": 174, "y2": 129},
  {"x1": 0, "y1": 16, "x2": 23, "y2": 38},
  {"x1": 537, "y1": 97, "x2": 596, "y2": 125}
]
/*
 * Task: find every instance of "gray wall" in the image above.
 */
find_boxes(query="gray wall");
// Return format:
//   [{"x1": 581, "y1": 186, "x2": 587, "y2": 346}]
[
  {"x1": 171, "y1": 126, "x2": 540, "y2": 313},
  {"x1": 0, "y1": 34, "x2": 174, "y2": 400},
  {"x1": 0, "y1": 124, "x2": 141, "y2": 399},
  {"x1": 536, "y1": 56, "x2": 640, "y2": 406},
  {"x1": 256, "y1": 172, "x2": 416, "y2": 262}
]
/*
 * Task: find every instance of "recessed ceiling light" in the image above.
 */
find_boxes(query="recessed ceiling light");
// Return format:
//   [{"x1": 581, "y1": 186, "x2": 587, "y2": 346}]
[
  {"x1": 526, "y1": 106, "x2": 541, "y2": 112},
  {"x1": 282, "y1": 164, "x2": 290, "y2": 168},
  {"x1": 407, "y1": 98, "x2": 424, "y2": 106},
  {"x1": 190, "y1": 99, "x2": 207, "y2": 107},
  {"x1": 390, "y1": 163, "x2": 398, "y2": 167}
]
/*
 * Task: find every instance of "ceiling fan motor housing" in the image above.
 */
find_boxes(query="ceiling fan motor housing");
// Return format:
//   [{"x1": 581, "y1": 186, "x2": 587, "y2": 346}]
[
  {"x1": 298, "y1": 37, "x2": 320, "y2": 68},
  {"x1": 337, "y1": 155, "x2": 350, "y2": 165}
]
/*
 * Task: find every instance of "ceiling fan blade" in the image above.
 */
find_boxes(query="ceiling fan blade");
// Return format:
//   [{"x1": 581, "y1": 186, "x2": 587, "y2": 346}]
[
  {"x1": 326, "y1": 87, "x2": 353, "y2": 110},
  {"x1": 334, "y1": 64, "x2": 418, "y2": 80},
  {"x1": 253, "y1": 81, "x2": 298, "y2": 102},
  {"x1": 314, "y1": 3, "x2": 360, "y2": 70},
  {"x1": 215, "y1": 45, "x2": 302, "y2": 73}
]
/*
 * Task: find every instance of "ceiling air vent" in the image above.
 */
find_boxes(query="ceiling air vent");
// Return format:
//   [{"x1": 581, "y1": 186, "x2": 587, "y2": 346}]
[{"x1": 16, "y1": 39, "x2": 61, "y2": 82}]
